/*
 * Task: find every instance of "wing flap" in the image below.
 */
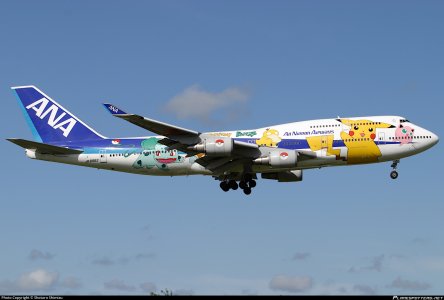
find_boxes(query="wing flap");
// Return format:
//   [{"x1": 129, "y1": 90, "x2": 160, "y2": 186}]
[{"x1": 7, "y1": 138, "x2": 83, "y2": 154}]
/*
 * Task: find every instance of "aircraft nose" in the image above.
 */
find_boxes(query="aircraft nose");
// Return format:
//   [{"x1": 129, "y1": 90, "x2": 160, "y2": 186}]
[{"x1": 430, "y1": 131, "x2": 439, "y2": 146}]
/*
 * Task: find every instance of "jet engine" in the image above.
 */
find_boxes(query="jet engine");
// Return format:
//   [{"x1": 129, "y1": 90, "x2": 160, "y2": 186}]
[
  {"x1": 189, "y1": 136, "x2": 234, "y2": 156},
  {"x1": 253, "y1": 149, "x2": 298, "y2": 168}
]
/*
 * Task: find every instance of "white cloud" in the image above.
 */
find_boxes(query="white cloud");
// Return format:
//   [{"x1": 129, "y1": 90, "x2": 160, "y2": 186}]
[
  {"x1": 164, "y1": 84, "x2": 250, "y2": 124},
  {"x1": 0, "y1": 270, "x2": 87, "y2": 294},
  {"x1": 29, "y1": 249, "x2": 55, "y2": 261},
  {"x1": 292, "y1": 252, "x2": 311, "y2": 261},
  {"x1": 17, "y1": 269, "x2": 58, "y2": 291},
  {"x1": 92, "y1": 257, "x2": 115, "y2": 266},
  {"x1": 388, "y1": 276, "x2": 431, "y2": 291},
  {"x1": 349, "y1": 254, "x2": 384, "y2": 273},
  {"x1": 269, "y1": 275, "x2": 313, "y2": 293},
  {"x1": 92, "y1": 253, "x2": 155, "y2": 266},
  {"x1": 0, "y1": 269, "x2": 60, "y2": 293}
]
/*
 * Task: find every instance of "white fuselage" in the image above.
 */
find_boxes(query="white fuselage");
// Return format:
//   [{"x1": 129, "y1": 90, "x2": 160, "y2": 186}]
[{"x1": 25, "y1": 116, "x2": 439, "y2": 177}]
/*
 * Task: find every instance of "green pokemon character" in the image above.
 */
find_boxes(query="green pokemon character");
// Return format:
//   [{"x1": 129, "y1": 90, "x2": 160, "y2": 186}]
[{"x1": 133, "y1": 137, "x2": 184, "y2": 170}]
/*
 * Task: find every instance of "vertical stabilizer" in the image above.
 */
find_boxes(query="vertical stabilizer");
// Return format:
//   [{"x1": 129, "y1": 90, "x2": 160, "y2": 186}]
[{"x1": 12, "y1": 86, "x2": 105, "y2": 142}]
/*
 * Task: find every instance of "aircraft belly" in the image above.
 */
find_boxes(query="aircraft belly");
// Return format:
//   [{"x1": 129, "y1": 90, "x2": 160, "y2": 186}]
[
  {"x1": 297, "y1": 158, "x2": 346, "y2": 168},
  {"x1": 31, "y1": 153, "x2": 207, "y2": 176},
  {"x1": 378, "y1": 143, "x2": 419, "y2": 162}
]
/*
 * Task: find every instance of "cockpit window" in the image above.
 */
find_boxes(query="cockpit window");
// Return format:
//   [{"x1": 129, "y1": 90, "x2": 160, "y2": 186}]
[{"x1": 400, "y1": 119, "x2": 410, "y2": 123}]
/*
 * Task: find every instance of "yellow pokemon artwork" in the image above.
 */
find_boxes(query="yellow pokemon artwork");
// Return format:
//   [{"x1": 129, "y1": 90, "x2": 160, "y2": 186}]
[
  {"x1": 256, "y1": 128, "x2": 281, "y2": 147},
  {"x1": 306, "y1": 135, "x2": 341, "y2": 159},
  {"x1": 338, "y1": 119, "x2": 393, "y2": 164}
]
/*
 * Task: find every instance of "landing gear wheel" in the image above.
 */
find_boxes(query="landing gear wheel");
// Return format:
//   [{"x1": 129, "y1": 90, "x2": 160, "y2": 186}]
[
  {"x1": 248, "y1": 179, "x2": 256, "y2": 188},
  {"x1": 243, "y1": 187, "x2": 252, "y2": 195},
  {"x1": 239, "y1": 181, "x2": 247, "y2": 190},
  {"x1": 229, "y1": 180, "x2": 238, "y2": 190},
  {"x1": 220, "y1": 181, "x2": 230, "y2": 192},
  {"x1": 390, "y1": 160, "x2": 400, "y2": 180}
]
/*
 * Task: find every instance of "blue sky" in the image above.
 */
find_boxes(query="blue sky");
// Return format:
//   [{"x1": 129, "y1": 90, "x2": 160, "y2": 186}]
[{"x1": 1, "y1": 0, "x2": 443, "y2": 295}]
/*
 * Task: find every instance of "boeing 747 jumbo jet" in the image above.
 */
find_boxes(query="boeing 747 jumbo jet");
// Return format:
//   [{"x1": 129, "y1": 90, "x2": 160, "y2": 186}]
[{"x1": 7, "y1": 86, "x2": 439, "y2": 195}]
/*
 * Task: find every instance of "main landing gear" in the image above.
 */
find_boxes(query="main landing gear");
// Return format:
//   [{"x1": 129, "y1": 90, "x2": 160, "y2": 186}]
[
  {"x1": 390, "y1": 159, "x2": 399, "y2": 179},
  {"x1": 219, "y1": 174, "x2": 257, "y2": 195}
]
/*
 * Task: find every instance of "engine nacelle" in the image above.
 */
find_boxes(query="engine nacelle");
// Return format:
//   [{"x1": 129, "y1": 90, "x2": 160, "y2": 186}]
[
  {"x1": 189, "y1": 136, "x2": 234, "y2": 156},
  {"x1": 262, "y1": 170, "x2": 303, "y2": 182},
  {"x1": 253, "y1": 149, "x2": 298, "y2": 168}
]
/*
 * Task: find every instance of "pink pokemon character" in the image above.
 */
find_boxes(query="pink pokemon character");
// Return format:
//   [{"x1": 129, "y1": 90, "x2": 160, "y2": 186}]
[{"x1": 395, "y1": 124, "x2": 414, "y2": 144}]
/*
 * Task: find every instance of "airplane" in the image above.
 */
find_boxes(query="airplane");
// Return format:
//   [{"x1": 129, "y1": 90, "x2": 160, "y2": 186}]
[{"x1": 7, "y1": 86, "x2": 439, "y2": 195}]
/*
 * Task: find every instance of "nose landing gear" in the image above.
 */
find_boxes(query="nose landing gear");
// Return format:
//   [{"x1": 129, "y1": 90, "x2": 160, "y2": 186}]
[{"x1": 390, "y1": 160, "x2": 399, "y2": 179}]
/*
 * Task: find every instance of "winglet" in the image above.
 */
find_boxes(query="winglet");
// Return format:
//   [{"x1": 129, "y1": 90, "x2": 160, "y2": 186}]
[{"x1": 102, "y1": 103, "x2": 128, "y2": 115}]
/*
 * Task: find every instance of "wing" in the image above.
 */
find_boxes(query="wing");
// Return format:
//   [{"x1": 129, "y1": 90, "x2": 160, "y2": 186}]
[
  {"x1": 103, "y1": 103, "x2": 263, "y2": 174},
  {"x1": 7, "y1": 138, "x2": 83, "y2": 154},
  {"x1": 103, "y1": 103, "x2": 200, "y2": 145},
  {"x1": 103, "y1": 102, "x2": 259, "y2": 148},
  {"x1": 102, "y1": 103, "x2": 316, "y2": 177}
]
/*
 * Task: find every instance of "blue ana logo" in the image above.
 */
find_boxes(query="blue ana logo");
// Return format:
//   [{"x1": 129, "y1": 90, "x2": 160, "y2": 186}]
[
  {"x1": 108, "y1": 105, "x2": 119, "y2": 113},
  {"x1": 26, "y1": 98, "x2": 77, "y2": 137}
]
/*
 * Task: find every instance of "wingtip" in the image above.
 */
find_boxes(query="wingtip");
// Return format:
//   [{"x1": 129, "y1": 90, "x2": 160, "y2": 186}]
[{"x1": 102, "y1": 103, "x2": 128, "y2": 115}]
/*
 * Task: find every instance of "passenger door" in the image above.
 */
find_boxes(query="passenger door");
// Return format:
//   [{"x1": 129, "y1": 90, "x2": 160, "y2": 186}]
[{"x1": 99, "y1": 149, "x2": 107, "y2": 163}]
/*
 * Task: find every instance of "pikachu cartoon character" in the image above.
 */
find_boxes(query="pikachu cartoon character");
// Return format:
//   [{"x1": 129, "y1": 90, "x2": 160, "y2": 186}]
[
  {"x1": 306, "y1": 135, "x2": 341, "y2": 159},
  {"x1": 256, "y1": 128, "x2": 281, "y2": 147},
  {"x1": 339, "y1": 119, "x2": 394, "y2": 164}
]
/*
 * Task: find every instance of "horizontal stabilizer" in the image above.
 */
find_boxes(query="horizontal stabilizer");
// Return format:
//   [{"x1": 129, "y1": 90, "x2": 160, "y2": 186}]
[{"x1": 6, "y1": 138, "x2": 83, "y2": 154}]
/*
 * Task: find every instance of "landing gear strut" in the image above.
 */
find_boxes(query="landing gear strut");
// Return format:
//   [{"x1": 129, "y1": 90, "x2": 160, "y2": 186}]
[{"x1": 390, "y1": 160, "x2": 399, "y2": 179}]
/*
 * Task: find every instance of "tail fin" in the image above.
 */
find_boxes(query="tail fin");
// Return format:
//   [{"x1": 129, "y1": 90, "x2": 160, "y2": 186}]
[{"x1": 12, "y1": 86, "x2": 106, "y2": 143}]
